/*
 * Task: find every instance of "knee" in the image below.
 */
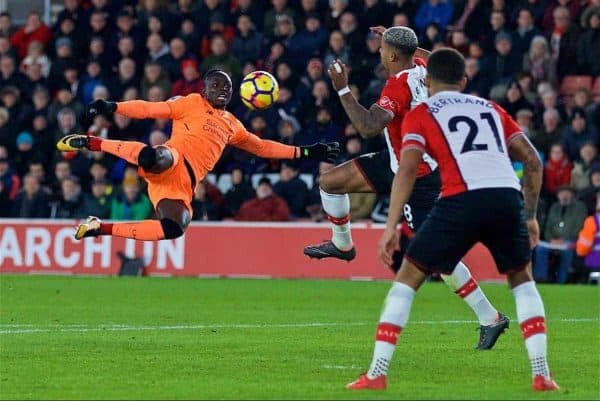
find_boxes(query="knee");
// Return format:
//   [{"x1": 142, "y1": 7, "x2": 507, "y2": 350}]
[
  {"x1": 160, "y1": 218, "x2": 185, "y2": 239},
  {"x1": 138, "y1": 146, "x2": 158, "y2": 171}
]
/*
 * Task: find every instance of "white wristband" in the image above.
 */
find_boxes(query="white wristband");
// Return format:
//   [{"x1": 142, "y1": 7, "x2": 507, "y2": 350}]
[{"x1": 337, "y1": 86, "x2": 351, "y2": 97}]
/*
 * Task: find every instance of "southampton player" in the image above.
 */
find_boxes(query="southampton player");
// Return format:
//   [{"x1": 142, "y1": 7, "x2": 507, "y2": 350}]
[
  {"x1": 347, "y1": 48, "x2": 558, "y2": 391},
  {"x1": 57, "y1": 70, "x2": 339, "y2": 241},
  {"x1": 305, "y1": 26, "x2": 508, "y2": 349}
]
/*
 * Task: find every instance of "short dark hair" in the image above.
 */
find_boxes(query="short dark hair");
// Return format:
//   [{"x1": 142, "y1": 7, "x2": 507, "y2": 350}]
[
  {"x1": 204, "y1": 68, "x2": 229, "y2": 81},
  {"x1": 427, "y1": 48, "x2": 466, "y2": 85}
]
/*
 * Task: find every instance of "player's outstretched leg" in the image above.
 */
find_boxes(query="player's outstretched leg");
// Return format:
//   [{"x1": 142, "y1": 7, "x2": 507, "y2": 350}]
[
  {"x1": 75, "y1": 200, "x2": 191, "y2": 241},
  {"x1": 508, "y1": 268, "x2": 559, "y2": 391},
  {"x1": 57, "y1": 135, "x2": 173, "y2": 173},
  {"x1": 304, "y1": 161, "x2": 373, "y2": 261},
  {"x1": 346, "y1": 260, "x2": 427, "y2": 390},
  {"x1": 441, "y1": 262, "x2": 509, "y2": 349}
]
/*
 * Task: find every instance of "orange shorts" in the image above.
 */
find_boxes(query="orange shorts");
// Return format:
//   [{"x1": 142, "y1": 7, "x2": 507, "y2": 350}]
[{"x1": 138, "y1": 146, "x2": 196, "y2": 216}]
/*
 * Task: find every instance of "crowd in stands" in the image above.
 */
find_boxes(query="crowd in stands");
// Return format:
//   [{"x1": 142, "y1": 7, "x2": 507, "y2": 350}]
[{"x1": 0, "y1": 0, "x2": 599, "y2": 282}]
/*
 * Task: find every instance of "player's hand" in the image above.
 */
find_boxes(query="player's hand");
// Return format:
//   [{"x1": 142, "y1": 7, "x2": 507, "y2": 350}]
[
  {"x1": 86, "y1": 99, "x2": 117, "y2": 120},
  {"x1": 526, "y1": 218, "x2": 539, "y2": 249},
  {"x1": 299, "y1": 142, "x2": 340, "y2": 163},
  {"x1": 378, "y1": 227, "x2": 399, "y2": 267},
  {"x1": 369, "y1": 26, "x2": 387, "y2": 36},
  {"x1": 327, "y1": 59, "x2": 349, "y2": 91}
]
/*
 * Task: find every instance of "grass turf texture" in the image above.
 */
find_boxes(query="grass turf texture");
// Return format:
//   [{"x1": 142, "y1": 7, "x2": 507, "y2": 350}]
[{"x1": 0, "y1": 275, "x2": 598, "y2": 400}]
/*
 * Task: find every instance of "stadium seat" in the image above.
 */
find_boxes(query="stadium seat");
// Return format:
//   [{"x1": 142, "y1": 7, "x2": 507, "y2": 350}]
[
  {"x1": 299, "y1": 174, "x2": 314, "y2": 189},
  {"x1": 592, "y1": 76, "x2": 600, "y2": 102},
  {"x1": 206, "y1": 173, "x2": 217, "y2": 186},
  {"x1": 251, "y1": 173, "x2": 280, "y2": 188}
]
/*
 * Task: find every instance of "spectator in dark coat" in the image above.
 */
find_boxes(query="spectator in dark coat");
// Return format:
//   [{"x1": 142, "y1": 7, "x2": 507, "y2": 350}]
[
  {"x1": 0, "y1": 146, "x2": 20, "y2": 201},
  {"x1": 52, "y1": 175, "x2": 86, "y2": 219},
  {"x1": 414, "y1": 0, "x2": 454, "y2": 37},
  {"x1": 480, "y1": 32, "x2": 522, "y2": 86},
  {"x1": 500, "y1": 81, "x2": 534, "y2": 117},
  {"x1": 222, "y1": 167, "x2": 255, "y2": 218},
  {"x1": 577, "y1": 8, "x2": 600, "y2": 76},
  {"x1": 0, "y1": 56, "x2": 27, "y2": 99},
  {"x1": 191, "y1": 181, "x2": 221, "y2": 221},
  {"x1": 578, "y1": 165, "x2": 600, "y2": 214},
  {"x1": 81, "y1": 178, "x2": 111, "y2": 219},
  {"x1": 287, "y1": 13, "x2": 329, "y2": 69},
  {"x1": 534, "y1": 108, "x2": 565, "y2": 160},
  {"x1": 10, "y1": 174, "x2": 50, "y2": 218},
  {"x1": 235, "y1": 177, "x2": 291, "y2": 221},
  {"x1": 273, "y1": 161, "x2": 309, "y2": 217},
  {"x1": 464, "y1": 57, "x2": 492, "y2": 98},
  {"x1": 160, "y1": 37, "x2": 192, "y2": 82},
  {"x1": 549, "y1": 6, "x2": 580, "y2": 79},
  {"x1": 230, "y1": 15, "x2": 265, "y2": 65},
  {"x1": 511, "y1": 8, "x2": 541, "y2": 59},
  {"x1": 480, "y1": 10, "x2": 509, "y2": 54},
  {"x1": 563, "y1": 108, "x2": 599, "y2": 162}
]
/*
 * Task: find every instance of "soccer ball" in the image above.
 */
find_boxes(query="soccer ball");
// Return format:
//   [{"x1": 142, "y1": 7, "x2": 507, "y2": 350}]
[{"x1": 240, "y1": 71, "x2": 279, "y2": 110}]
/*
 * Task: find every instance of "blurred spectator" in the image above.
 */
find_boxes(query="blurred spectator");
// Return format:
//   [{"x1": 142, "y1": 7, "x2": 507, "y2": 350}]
[
  {"x1": 351, "y1": 31, "x2": 382, "y2": 87},
  {"x1": 221, "y1": 167, "x2": 255, "y2": 217},
  {"x1": 534, "y1": 185, "x2": 587, "y2": 283},
  {"x1": 110, "y1": 176, "x2": 153, "y2": 220},
  {"x1": 419, "y1": 22, "x2": 443, "y2": 50},
  {"x1": 49, "y1": 82, "x2": 84, "y2": 125},
  {"x1": 171, "y1": 59, "x2": 204, "y2": 97},
  {"x1": 338, "y1": 12, "x2": 362, "y2": 54},
  {"x1": 273, "y1": 161, "x2": 308, "y2": 217},
  {"x1": 0, "y1": 12, "x2": 15, "y2": 38},
  {"x1": 0, "y1": 55, "x2": 26, "y2": 95},
  {"x1": 481, "y1": 32, "x2": 521, "y2": 92},
  {"x1": 522, "y1": 36, "x2": 557, "y2": 87},
  {"x1": 141, "y1": 61, "x2": 171, "y2": 100},
  {"x1": 500, "y1": 81, "x2": 533, "y2": 117},
  {"x1": 578, "y1": 165, "x2": 600, "y2": 214},
  {"x1": 10, "y1": 173, "x2": 50, "y2": 218},
  {"x1": 52, "y1": 175, "x2": 86, "y2": 218},
  {"x1": 264, "y1": 0, "x2": 296, "y2": 38},
  {"x1": 200, "y1": 35, "x2": 242, "y2": 82},
  {"x1": 9, "y1": 12, "x2": 52, "y2": 59},
  {"x1": 571, "y1": 142, "x2": 599, "y2": 191},
  {"x1": 232, "y1": 0, "x2": 264, "y2": 31},
  {"x1": 146, "y1": 33, "x2": 169, "y2": 63},
  {"x1": 577, "y1": 7, "x2": 600, "y2": 76},
  {"x1": 414, "y1": 0, "x2": 453, "y2": 37},
  {"x1": 1, "y1": 86, "x2": 32, "y2": 141},
  {"x1": 0, "y1": 146, "x2": 20, "y2": 200},
  {"x1": 230, "y1": 15, "x2": 265, "y2": 65},
  {"x1": 543, "y1": 143, "x2": 573, "y2": 197},
  {"x1": 50, "y1": 159, "x2": 71, "y2": 197},
  {"x1": 512, "y1": 8, "x2": 541, "y2": 59},
  {"x1": 516, "y1": 108, "x2": 539, "y2": 142},
  {"x1": 149, "y1": 130, "x2": 168, "y2": 147},
  {"x1": 13, "y1": 131, "x2": 41, "y2": 177},
  {"x1": 21, "y1": 41, "x2": 51, "y2": 78},
  {"x1": 549, "y1": 6, "x2": 580, "y2": 79},
  {"x1": 575, "y1": 193, "x2": 600, "y2": 270},
  {"x1": 0, "y1": 107, "x2": 10, "y2": 151},
  {"x1": 542, "y1": 0, "x2": 584, "y2": 34},
  {"x1": 448, "y1": 30, "x2": 469, "y2": 56},
  {"x1": 563, "y1": 107, "x2": 599, "y2": 162},
  {"x1": 161, "y1": 37, "x2": 191, "y2": 82},
  {"x1": 235, "y1": 177, "x2": 290, "y2": 221},
  {"x1": 287, "y1": 13, "x2": 329, "y2": 69},
  {"x1": 191, "y1": 181, "x2": 221, "y2": 221}
]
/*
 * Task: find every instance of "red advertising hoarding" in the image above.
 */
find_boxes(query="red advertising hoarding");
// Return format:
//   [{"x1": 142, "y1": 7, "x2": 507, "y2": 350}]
[{"x1": 0, "y1": 219, "x2": 504, "y2": 281}]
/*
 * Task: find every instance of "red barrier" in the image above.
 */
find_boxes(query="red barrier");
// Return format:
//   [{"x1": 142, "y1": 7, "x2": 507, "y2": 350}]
[{"x1": 0, "y1": 219, "x2": 504, "y2": 281}]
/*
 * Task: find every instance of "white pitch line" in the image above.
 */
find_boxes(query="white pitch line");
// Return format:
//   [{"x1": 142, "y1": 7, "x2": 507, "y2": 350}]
[
  {"x1": 322, "y1": 364, "x2": 362, "y2": 370},
  {"x1": 0, "y1": 318, "x2": 597, "y2": 335}
]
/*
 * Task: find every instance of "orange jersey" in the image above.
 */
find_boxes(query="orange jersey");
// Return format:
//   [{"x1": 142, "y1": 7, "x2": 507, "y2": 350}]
[{"x1": 115, "y1": 95, "x2": 299, "y2": 183}]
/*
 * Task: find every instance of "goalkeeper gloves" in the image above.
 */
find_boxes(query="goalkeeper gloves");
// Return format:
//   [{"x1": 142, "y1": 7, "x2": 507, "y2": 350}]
[
  {"x1": 86, "y1": 99, "x2": 117, "y2": 120},
  {"x1": 298, "y1": 142, "x2": 340, "y2": 163}
]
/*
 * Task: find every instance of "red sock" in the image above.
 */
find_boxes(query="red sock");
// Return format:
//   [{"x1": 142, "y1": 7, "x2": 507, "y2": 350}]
[
  {"x1": 103, "y1": 220, "x2": 165, "y2": 241},
  {"x1": 98, "y1": 139, "x2": 146, "y2": 165},
  {"x1": 87, "y1": 136, "x2": 103, "y2": 151}
]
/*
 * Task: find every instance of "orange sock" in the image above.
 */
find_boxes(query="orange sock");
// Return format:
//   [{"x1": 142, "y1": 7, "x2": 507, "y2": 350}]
[
  {"x1": 98, "y1": 139, "x2": 146, "y2": 166},
  {"x1": 101, "y1": 220, "x2": 165, "y2": 240}
]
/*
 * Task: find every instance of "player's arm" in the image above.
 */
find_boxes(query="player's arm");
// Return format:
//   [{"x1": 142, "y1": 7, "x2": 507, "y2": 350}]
[
  {"x1": 230, "y1": 129, "x2": 340, "y2": 163},
  {"x1": 86, "y1": 98, "x2": 173, "y2": 120},
  {"x1": 327, "y1": 60, "x2": 392, "y2": 138},
  {"x1": 508, "y1": 134, "x2": 543, "y2": 247}
]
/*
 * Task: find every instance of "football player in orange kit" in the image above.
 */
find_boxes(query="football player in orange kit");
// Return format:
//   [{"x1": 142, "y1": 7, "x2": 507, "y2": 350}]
[{"x1": 57, "y1": 69, "x2": 340, "y2": 241}]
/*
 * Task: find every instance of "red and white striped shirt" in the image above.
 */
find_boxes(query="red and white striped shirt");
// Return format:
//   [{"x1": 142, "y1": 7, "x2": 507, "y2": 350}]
[{"x1": 401, "y1": 91, "x2": 522, "y2": 197}]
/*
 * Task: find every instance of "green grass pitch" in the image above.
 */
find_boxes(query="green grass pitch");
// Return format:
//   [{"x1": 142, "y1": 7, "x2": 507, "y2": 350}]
[{"x1": 1, "y1": 275, "x2": 599, "y2": 400}]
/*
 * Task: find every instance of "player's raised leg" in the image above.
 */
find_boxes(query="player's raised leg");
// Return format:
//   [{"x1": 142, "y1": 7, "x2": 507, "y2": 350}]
[
  {"x1": 304, "y1": 158, "x2": 376, "y2": 261},
  {"x1": 57, "y1": 135, "x2": 173, "y2": 173},
  {"x1": 440, "y1": 262, "x2": 509, "y2": 349},
  {"x1": 75, "y1": 199, "x2": 191, "y2": 240},
  {"x1": 507, "y1": 269, "x2": 559, "y2": 391}
]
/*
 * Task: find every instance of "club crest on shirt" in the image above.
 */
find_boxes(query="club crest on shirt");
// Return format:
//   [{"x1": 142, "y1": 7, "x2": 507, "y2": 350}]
[{"x1": 378, "y1": 96, "x2": 396, "y2": 110}]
